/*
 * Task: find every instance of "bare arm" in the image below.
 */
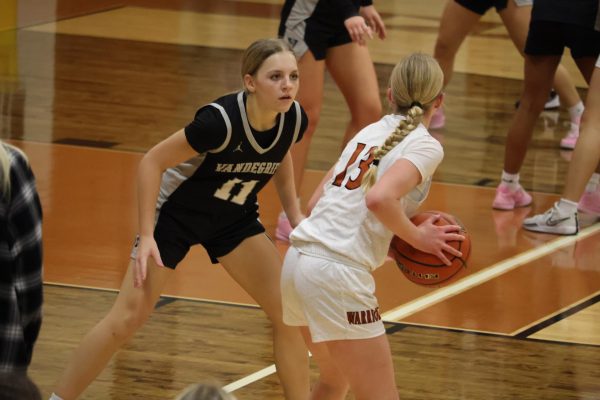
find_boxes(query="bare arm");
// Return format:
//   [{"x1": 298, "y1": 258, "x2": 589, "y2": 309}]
[
  {"x1": 273, "y1": 151, "x2": 304, "y2": 228},
  {"x1": 134, "y1": 129, "x2": 198, "y2": 286},
  {"x1": 306, "y1": 166, "x2": 335, "y2": 215},
  {"x1": 365, "y1": 159, "x2": 463, "y2": 265}
]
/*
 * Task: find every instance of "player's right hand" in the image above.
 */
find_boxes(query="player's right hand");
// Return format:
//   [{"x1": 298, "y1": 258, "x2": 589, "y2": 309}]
[
  {"x1": 134, "y1": 235, "x2": 164, "y2": 288},
  {"x1": 415, "y1": 214, "x2": 465, "y2": 265}
]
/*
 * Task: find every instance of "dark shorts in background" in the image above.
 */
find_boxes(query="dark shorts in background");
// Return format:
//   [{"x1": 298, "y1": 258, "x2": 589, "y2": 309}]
[
  {"x1": 525, "y1": 20, "x2": 600, "y2": 58},
  {"x1": 454, "y1": 0, "x2": 509, "y2": 15}
]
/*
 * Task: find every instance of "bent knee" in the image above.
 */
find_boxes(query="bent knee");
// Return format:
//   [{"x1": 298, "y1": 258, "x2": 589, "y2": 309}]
[
  {"x1": 302, "y1": 115, "x2": 321, "y2": 140},
  {"x1": 105, "y1": 304, "x2": 152, "y2": 340},
  {"x1": 434, "y1": 39, "x2": 457, "y2": 60}
]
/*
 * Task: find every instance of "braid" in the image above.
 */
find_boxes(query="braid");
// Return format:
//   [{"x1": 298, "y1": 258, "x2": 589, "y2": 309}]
[
  {"x1": 360, "y1": 52, "x2": 442, "y2": 192},
  {"x1": 361, "y1": 105, "x2": 424, "y2": 191}
]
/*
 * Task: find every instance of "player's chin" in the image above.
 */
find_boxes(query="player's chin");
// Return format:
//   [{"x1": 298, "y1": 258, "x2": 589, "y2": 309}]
[{"x1": 275, "y1": 97, "x2": 294, "y2": 111}]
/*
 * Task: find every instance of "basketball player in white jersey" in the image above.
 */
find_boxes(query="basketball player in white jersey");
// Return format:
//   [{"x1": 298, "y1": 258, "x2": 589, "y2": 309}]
[{"x1": 281, "y1": 53, "x2": 465, "y2": 399}]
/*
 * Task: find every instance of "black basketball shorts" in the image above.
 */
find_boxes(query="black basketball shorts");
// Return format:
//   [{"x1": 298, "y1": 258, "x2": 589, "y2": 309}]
[
  {"x1": 525, "y1": 20, "x2": 600, "y2": 59},
  {"x1": 130, "y1": 202, "x2": 265, "y2": 268}
]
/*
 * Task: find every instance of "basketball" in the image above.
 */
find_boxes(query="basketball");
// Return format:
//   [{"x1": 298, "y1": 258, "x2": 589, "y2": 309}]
[{"x1": 389, "y1": 211, "x2": 471, "y2": 286}]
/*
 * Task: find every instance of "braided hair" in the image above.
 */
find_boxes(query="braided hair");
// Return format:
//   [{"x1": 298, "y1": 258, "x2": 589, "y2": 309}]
[{"x1": 361, "y1": 53, "x2": 443, "y2": 190}]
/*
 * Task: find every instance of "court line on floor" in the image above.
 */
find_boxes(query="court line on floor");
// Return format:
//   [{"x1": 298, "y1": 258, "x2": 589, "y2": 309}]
[
  {"x1": 223, "y1": 222, "x2": 600, "y2": 393},
  {"x1": 382, "y1": 223, "x2": 600, "y2": 322},
  {"x1": 43, "y1": 281, "x2": 260, "y2": 308},
  {"x1": 512, "y1": 289, "x2": 600, "y2": 338},
  {"x1": 223, "y1": 365, "x2": 277, "y2": 393}
]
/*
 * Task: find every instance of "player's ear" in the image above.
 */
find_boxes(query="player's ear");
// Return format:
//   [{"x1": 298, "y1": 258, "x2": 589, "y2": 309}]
[
  {"x1": 244, "y1": 74, "x2": 256, "y2": 93},
  {"x1": 433, "y1": 92, "x2": 444, "y2": 108},
  {"x1": 386, "y1": 87, "x2": 394, "y2": 105}
]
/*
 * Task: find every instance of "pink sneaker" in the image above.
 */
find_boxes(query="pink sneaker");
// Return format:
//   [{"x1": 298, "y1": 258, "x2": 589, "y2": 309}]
[
  {"x1": 429, "y1": 108, "x2": 445, "y2": 129},
  {"x1": 578, "y1": 187, "x2": 600, "y2": 216},
  {"x1": 560, "y1": 115, "x2": 581, "y2": 150},
  {"x1": 492, "y1": 183, "x2": 532, "y2": 210},
  {"x1": 275, "y1": 212, "x2": 293, "y2": 242},
  {"x1": 560, "y1": 123, "x2": 579, "y2": 150}
]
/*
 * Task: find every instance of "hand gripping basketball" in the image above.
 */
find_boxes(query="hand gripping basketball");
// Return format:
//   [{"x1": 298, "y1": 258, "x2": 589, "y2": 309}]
[{"x1": 389, "y1": 211, "x2": 471, "y2": 286}]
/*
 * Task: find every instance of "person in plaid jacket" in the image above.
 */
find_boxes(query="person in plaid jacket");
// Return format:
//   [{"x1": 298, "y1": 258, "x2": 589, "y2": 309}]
[{"x1": 0, "y1": 140, "x2": 43, "y2": 372}]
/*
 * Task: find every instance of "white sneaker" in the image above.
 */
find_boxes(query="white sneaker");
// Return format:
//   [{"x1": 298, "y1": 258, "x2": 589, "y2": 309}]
[
  {"x1": 544, "y1": 90, "x2": 560, "y2": 110},
  {"x1": 522, "y1": 202, "x2": 578, "y2": 235},
  {"x1": 514, "y1": 90, "x2": 560, "y2": 110}
]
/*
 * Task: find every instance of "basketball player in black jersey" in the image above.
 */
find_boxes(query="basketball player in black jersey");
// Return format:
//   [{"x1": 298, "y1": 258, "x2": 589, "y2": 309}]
[
  {"x1": 432, "y1": 0, "x2": 584, "y2": 133},
  {"x1": 277, "y1": 0, "x2": 387, "y2": 241},
  {"x1": 50, "y1": 38, "x2": 310, "y2": 400},
  {"x1": 494, "y1": 0, "x2": 600, "y2": 211}
]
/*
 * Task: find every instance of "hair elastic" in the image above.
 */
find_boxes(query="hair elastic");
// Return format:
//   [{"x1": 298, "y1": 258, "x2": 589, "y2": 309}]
[
  {"x1": 372, "y1": 159, "x2": 380, "y2": 166},
  {"x1": 410, "y1": 101, "x2": 423, "y2": 109}
]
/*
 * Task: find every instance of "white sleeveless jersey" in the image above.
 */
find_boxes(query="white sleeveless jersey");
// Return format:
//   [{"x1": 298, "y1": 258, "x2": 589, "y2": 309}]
[{"x1": 290, "y1": 114, "x2": 443, "y2": 271}]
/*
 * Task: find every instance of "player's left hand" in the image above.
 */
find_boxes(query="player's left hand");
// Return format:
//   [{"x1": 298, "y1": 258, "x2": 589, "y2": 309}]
[{"x1": 344, "y1": 15, "x2": 373, "y2": 46}]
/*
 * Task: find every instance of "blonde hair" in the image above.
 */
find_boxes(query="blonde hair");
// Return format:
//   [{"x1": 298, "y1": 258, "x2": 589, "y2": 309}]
[
  {"x1": 361, "y1": 53, "x2": 443, "y2": 190},
  {"x1": 241, "y1": 38, "x2": 294, "y2": 83},
  {"x1": 175, "y1": 383, "x2": 237, "y2": 400},
  {"x1": 0, "y1": 140, "x2": 27, "y2": 199}
]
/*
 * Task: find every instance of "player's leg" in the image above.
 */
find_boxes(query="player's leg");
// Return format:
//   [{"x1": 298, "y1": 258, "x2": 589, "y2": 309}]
[
  {"x1": 501, "y1": 0, "x2": 576, "y2": 112},
  {"x1": 499, "y1": 1, "x2": 582, "y2": 110},
  {"x1": 291, "y1": 251, "x2": 391, "y2": 399},
  {"x1": 433, "y1": 0, "x2": 482, "y2": 87},
  {"x1": 325, "y1": 334, "x2": 398, "y2": 400},
  {"x1": 493, "y1": 54, "x2": 560, "y2": 210},
  {"x1": 291, "y1": 51, "x2": 326, "y2": 189},
  {"x1": 557, "y1": 55, "x2": 596, "y2": 150},
  {"x1": 431, "y1": 0, "x2": 482, "y2": 128},
  {"x1": 522, "y1": 63, "x2": 600, "y2": 234},
  {"x1": 299, "y1": 327, "x2": 349, "y2": 399},
  {"x1": 219, "y1": 234, "x2": 310, "y2": 400},
  {"x1": 276, "y1": 50, "x2": 325, "y2": 241},
  {"x1": 568, "y1": 57, "x2": 600, "y2": 212},
  {"x1": 325, "y1": 42, "x2": 381, "y2": 147},
  {"x1": 52, "y1": 258, "x2": 172, "y2": 399},
  {"x1": 572, "y1": 57, "x2": 597, "y2": 85},
  {"x1": 553, "y1": 66, "x2": 584, "y2": 150},
  {"x1": 504, "y1": 55, "x2": 559, "y2": 173},
  {"x1": 563, "y1": 65, "x2": 600, "y2": 203}
]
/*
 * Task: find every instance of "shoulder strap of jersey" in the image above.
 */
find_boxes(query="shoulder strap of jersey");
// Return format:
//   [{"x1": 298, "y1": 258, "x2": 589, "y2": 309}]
[
  {"x1": 292, "y1": 100, "x2": 301, "y2": 144},
  {"x1": 207, "y1": 102, "x2": 232, "y2": 153}
]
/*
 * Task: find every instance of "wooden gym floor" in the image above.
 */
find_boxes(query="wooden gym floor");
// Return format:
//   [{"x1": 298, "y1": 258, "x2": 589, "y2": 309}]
[{"x1": 1, "y1": 0, "x2": 600, "y2": 398}]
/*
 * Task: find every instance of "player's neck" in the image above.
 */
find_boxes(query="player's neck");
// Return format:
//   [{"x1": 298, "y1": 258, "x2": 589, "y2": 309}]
[
  {"x1": 420, "y1": 106, "x2": 436, "y2": 129},
  {"x1": 245, "y1": 95, "x2": 278, "y2": 131}
]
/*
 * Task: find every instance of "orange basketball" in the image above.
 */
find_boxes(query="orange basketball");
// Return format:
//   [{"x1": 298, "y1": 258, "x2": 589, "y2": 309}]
[{"x1": 389, "y1": 211, "x2": 471, "y2": 286}]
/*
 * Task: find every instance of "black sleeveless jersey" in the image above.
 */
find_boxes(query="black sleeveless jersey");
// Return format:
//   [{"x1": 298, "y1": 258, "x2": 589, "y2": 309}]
[
  {"x1": 279, "y1": 0, "x2": 373, "y2": 31},
  {"x1": 156, "y1": 91, "x2": 307, "y2": 220}
]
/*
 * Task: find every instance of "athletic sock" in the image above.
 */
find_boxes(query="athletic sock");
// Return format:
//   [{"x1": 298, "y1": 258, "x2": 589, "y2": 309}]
[
  {"x1": 585, "y1": 173, "x2": 600, "y2": 192},
  {"x1": 568, "y1": 101, "x2": 584, "y2": 123},
  {"x1": 501, "y1": 171, "x2": 520, "y2": 190},
  {"x1": 557, "y1": 198, "x2": 578, "y2": 214}
]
